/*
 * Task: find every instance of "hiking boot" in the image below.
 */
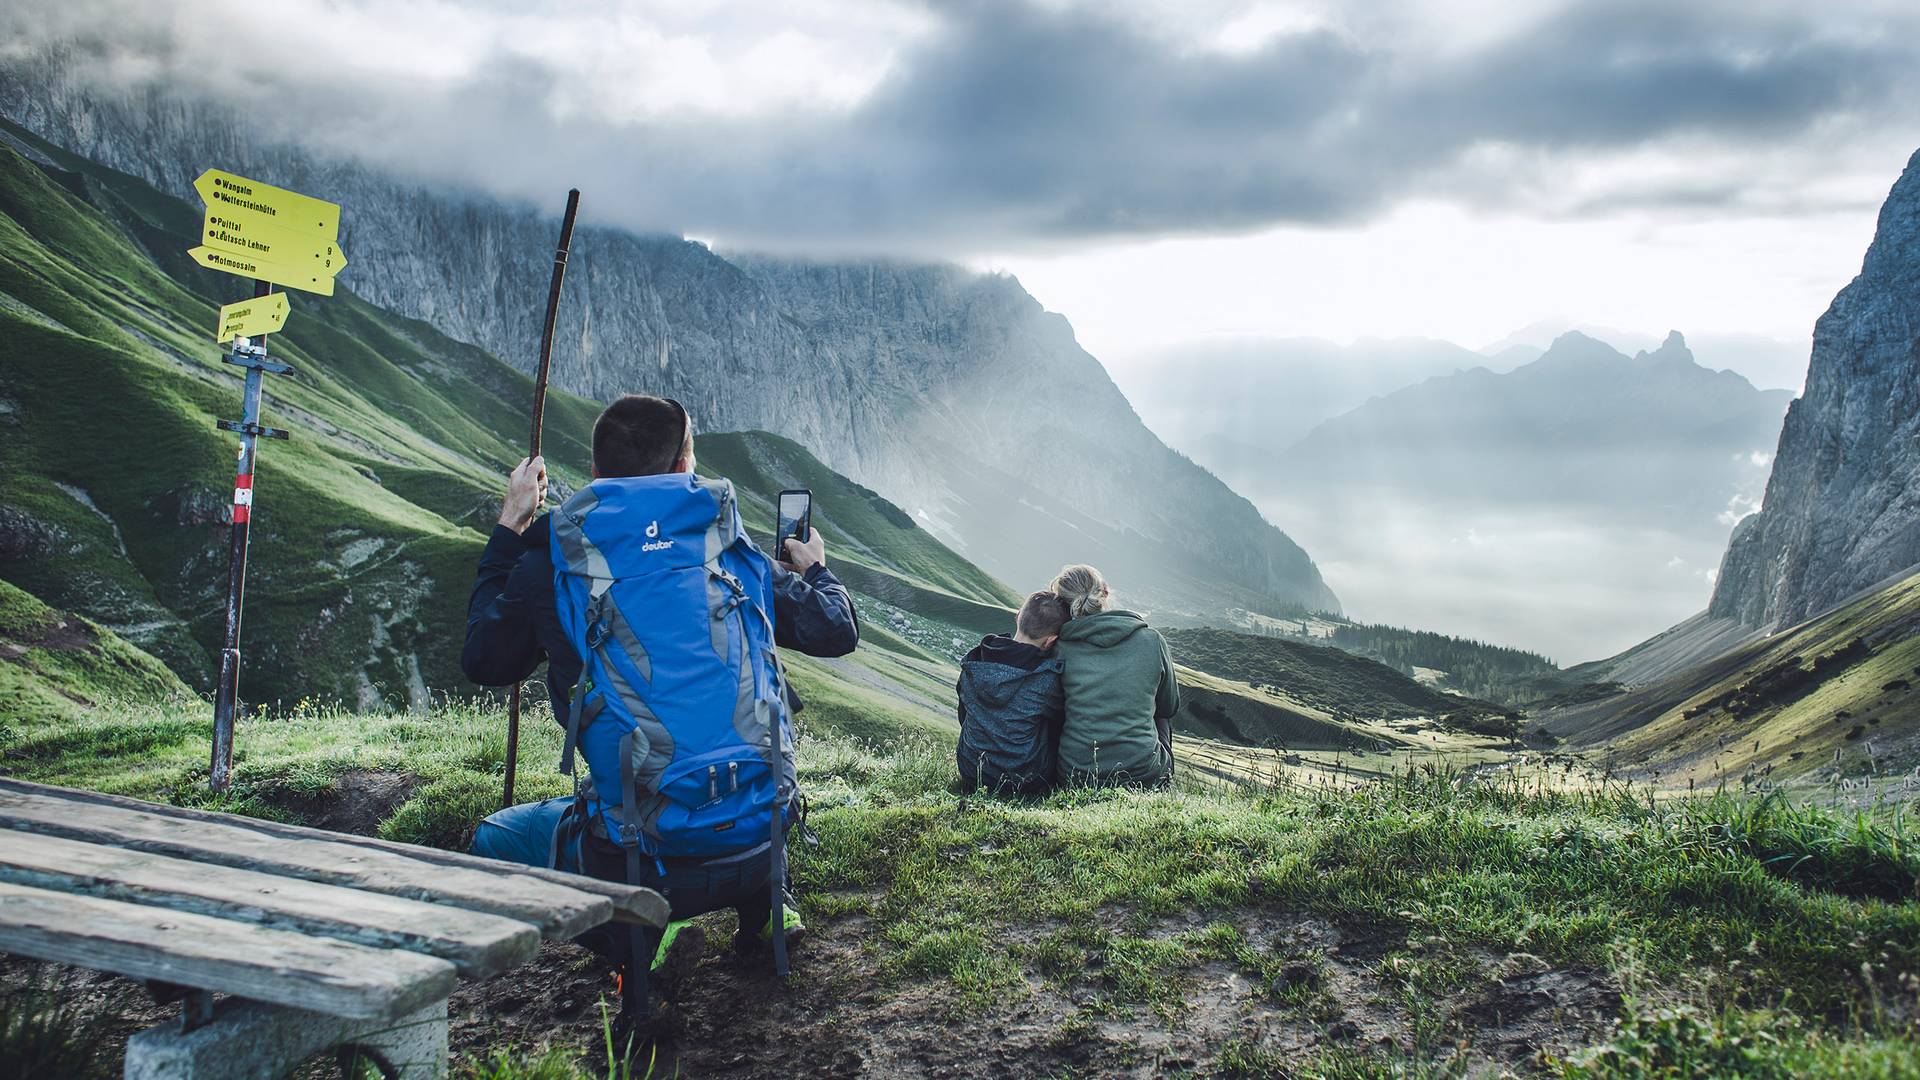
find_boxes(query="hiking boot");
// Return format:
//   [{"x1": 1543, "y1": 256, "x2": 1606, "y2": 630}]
[
  {"x1": 733, "y1": 903, "x2": 806, "y2": 957},
  {"x1": 607, "y1": 1004, "x2": 665, "y2": 1066},
  {"x1": 650, "y1": 921, "x2": 706, "y2": 1003}
]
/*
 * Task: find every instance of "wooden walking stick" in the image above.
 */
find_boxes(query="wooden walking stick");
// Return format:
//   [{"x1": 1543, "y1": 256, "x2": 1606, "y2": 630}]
[{"x1": 504, "y1": 188, "x2": 581, "y2": 811}]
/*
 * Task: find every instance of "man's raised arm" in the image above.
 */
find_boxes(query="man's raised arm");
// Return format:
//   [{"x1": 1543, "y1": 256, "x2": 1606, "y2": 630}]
[
  {"x1": 771, "y1": 528, "x2": 859, "y2": 657},
  {"x1": 462, "y1": 457, "x2": 550, "y2": 685}
]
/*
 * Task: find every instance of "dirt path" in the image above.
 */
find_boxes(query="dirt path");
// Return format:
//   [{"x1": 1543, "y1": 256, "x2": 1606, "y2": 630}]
[
  {"x1": 448, "y1": 906, "x2": 1619, "y2": 1077},
  {"x1": 2, "y1": 900, "x2": 1619, "y2": 1078}
]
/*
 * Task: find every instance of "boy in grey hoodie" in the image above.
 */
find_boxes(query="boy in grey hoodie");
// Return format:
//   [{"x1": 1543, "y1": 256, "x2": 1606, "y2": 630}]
[{"x1": 955, "y1": 592, "x2": 1071, "y2": 795}]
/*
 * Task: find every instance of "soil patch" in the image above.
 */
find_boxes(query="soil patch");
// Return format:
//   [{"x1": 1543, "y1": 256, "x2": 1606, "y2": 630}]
[
  {"x1": 259, "y1": 769, "x2": 420, "y2": 836},
  {"x1": 451, "y1": 907, "x2": 1620, "y2": 1078},
  {"x1": 1, "y1": 611, "x2": 96, "y2": 653}
]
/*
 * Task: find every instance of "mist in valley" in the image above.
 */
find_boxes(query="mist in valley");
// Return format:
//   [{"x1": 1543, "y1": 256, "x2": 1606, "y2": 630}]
[{"x1": 1125, "y1": 330, "x2": 1791, "y2": 662}]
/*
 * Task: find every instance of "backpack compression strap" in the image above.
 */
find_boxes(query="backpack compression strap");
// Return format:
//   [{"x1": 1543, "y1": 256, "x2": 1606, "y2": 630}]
[
  {"x1": 745, "y1": 599, "x2": 795, "y2": 979},
  {"x1": 707, "y1": 541, "x2": 795, "y2": 978}
]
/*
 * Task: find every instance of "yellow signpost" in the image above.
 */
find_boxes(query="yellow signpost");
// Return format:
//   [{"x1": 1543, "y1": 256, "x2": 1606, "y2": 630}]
[
  {"x1": 194, "y1": 169, "x2": 341, "y2": 238},
  {"x1": 193, "y1": 169, "x2": 345, "y2": 308},
  {"x1": 203, "y1": 214, "x2": 349, "y2": 273},
  {"x1": 190, "y1": 245, "x2": 338, "y2": 296},
  {"x1": 192, "y1": 167, "x2": 345, "y2": 794},
  {"x1": 214, "y1": 293, "x2": 291, "y2": 341}
]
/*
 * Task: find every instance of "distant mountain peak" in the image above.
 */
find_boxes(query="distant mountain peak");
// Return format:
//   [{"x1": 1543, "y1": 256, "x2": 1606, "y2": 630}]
[{"x1": 1635, "y1": 330, "x2": 1694, "y2": 365}]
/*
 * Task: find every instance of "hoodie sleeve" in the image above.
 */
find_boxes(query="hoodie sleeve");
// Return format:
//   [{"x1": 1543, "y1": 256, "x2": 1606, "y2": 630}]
[{"x1": 1153, "y1": 631, "x2": 1181, "y2": 722}]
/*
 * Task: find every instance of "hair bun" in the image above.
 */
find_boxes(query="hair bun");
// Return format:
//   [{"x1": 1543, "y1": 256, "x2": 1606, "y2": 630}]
[{"x1": 1049, "y1": 564, "x2": 1109, "y2": 619}]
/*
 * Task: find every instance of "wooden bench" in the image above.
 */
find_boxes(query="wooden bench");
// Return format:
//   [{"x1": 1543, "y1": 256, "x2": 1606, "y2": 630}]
[{"x1": 0, "y1": 777, "x2": 669, "y2": 1079}]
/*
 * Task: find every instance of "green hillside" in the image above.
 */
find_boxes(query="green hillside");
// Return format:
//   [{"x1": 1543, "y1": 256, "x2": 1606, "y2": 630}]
[
  {"x1": 0, "y1": 129, "x2": 1021, "y2": 739},
  {"x1": 696, "y1": 431, "x2": 1018, "y2": 611},
  {"x1": 0, "y1": 127, "x2": 605, "y2": 705},
  {"x1": 1164, "y1": 627, "x2": 1512, "y2": 730},
  {"x1": 0, "y1": 578, "x2": 190, "y2": 733},
  {"x1": 1541, "y1": 565, "x2": 1920, "y2": 792}
]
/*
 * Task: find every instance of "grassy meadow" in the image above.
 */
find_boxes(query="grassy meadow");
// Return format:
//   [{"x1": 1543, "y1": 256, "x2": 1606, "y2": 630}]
[{"x1": 4, "y1": 674, "x2": 1917, "y2": 1077}]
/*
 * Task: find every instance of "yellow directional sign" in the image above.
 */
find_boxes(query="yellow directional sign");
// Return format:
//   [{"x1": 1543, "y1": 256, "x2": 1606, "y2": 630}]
[
  {"x1": 214, "y1": 292, "x2": 291, "y2": 341},
  {"x1": 203, "y1": 212, "x2": 349, "y2": 274},
  {"x1": 194, "y1": 169, "x2": 340, "y2": 239},
  {"x1": 190, "y1": 245, "x2": 336, "y2": 296}
]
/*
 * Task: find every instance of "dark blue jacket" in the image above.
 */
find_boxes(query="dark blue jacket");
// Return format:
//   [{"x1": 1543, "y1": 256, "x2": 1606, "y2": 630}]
[
  {"x1": 955, "y1": 635, "x2": 1065, "y2": 796},
  {"x1": 463, "y1": 515, "x2": 859, "y2": 720}
]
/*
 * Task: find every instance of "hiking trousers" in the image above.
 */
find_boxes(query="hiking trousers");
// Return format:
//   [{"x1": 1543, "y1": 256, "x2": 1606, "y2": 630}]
[{"x1": 469, "y1": 797, "x2": 775, "y2": 967}]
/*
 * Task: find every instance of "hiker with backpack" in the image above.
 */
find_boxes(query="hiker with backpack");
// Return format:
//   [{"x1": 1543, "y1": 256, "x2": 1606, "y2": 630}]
[
  {"x1": 1049, "y1": 564, "x2": 1180, "y2": 788},
  {"x1": 461, "y1": 394, "x2": 859, "y2": 1045}
]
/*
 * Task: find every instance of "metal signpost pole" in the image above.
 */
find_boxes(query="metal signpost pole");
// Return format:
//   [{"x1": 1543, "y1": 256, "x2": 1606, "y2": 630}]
[{"x1": 210, "y1": 282, "x2": 293, "y2": 793}]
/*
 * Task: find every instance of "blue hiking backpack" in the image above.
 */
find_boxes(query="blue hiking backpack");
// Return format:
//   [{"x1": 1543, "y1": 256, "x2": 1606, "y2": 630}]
[{"x1": 548, "y1": 474, "x2": 796, "y2": 970}]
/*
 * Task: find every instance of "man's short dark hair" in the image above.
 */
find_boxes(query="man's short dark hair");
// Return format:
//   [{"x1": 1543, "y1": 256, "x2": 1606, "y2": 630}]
[
  {"x1": 1016, "y1": 591, "x2": 1070, "y2": 641},
  {"x1": 592, "y1": 395, "x2": 691, "y2": 478}
]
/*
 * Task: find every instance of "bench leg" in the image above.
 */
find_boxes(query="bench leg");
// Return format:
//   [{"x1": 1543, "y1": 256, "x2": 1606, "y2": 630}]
[{"x1": 124, "y1": 997, "x2": 449, "y2": 1079}]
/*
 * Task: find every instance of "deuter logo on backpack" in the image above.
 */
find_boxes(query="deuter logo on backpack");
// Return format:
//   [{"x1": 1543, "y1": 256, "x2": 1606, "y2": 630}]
[{"x1": 643, "y1": 519, "x2": 675, "y2": 553}]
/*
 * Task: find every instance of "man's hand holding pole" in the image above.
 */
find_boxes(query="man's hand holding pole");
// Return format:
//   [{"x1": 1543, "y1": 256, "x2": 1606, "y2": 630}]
[{"x1": 499, "y1": 456, "x2": 548, "y2": 535}]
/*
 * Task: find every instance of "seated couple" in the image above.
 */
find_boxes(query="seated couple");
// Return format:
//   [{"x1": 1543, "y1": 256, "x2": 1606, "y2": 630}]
[{"x1": 956, "y1": 564, "x2": 1181, "y2": 794}]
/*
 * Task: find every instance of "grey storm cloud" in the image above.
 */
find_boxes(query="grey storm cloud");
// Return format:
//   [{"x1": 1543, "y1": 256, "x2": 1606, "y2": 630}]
[{"x1": 8, "y1": 0, "x2": 1918, "y2": 251}]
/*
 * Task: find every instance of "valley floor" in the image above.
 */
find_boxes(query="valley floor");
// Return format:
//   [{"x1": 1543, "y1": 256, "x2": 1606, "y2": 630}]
[{"x1": 3, "y1": 698, "x2": 1919, "y2": 1078}]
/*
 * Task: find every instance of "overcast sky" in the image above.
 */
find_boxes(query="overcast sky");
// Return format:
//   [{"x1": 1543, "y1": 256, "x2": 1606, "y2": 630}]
[{"x1": 10, "y1": 0, "x2": 1920, "y2": 385}]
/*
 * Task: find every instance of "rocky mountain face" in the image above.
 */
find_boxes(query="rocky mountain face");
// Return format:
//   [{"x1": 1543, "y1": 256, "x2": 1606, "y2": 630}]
[
  {"x1": 0, "y1": 58, "x2": 1335, "y2": 617},
  {"x1": 1708, "y1": 149, "x2": 1920, "y2": 631}
]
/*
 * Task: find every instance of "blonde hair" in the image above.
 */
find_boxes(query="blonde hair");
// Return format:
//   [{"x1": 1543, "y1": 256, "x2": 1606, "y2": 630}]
[{"x1": 1050, "y1": 564, "x2": 1111, "y2": 619}]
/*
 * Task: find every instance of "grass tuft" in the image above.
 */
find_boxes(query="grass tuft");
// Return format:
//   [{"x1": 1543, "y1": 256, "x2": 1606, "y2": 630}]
[{"x1": 0, "y1": 978, "x2": 98, "y2": 1079}]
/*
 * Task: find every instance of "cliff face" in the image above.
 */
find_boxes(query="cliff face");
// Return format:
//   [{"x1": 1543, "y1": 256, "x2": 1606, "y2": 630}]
[
  {"x1": 1708, "y1": 149, "x2": 1920, "y2": 630},
  {"x1": 0, "y1": 59, "x2": 1336, "y2": 616}
]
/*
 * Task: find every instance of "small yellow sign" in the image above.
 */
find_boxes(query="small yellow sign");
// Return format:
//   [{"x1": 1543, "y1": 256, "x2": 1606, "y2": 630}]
[
  {"x1": 193, "y1": 169, "x2": 340, "y2": 239},
  {"x1": 190, "y1": 245, "x2": 336, "y2": 296},
  {"x1": 203, "y1": 212, "x2": 349, "y2": 274},
  {"x1": 214, "y1": 292, "x2": 291, "y2": 341}
]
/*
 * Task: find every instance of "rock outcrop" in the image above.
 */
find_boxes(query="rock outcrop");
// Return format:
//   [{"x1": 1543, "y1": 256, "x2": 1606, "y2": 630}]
[
  {"x1": 1708, "y1": 149, "x2": 1920, "y2": 630},
  {"x1": 0, "y1": 57, "x2": 1336, "y2": 617}
]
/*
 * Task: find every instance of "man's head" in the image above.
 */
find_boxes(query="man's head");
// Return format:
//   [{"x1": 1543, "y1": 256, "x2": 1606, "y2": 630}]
[
  {"x1": 591, "y1": 395, "x2": 694, "y2": 478},
  {"x1": 1013, "y1": 590, "x2": 1070, "y2": 650}
]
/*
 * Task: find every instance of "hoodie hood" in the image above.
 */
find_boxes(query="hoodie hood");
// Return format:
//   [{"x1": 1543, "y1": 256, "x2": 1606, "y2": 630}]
[
  {"x1": 960, "y1": 634, "x2": 1062, "y2": 710},
  {"x1": 965, "y1": 634, "x2": 1050, "y2": 671},
  {"x1": 1056, "y1": 609, "x2": 1151, "y2": 649}
]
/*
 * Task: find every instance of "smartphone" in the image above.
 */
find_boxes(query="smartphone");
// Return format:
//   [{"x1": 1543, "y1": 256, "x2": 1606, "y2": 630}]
[{"x1": 775, "y1": 489, "x2": 813, "y2": 548}]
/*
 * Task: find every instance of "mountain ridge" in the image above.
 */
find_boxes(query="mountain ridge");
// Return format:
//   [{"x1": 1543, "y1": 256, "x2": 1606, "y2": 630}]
[{"x1": 0, "y1": 55, "x2": 1337, "y2": 619}]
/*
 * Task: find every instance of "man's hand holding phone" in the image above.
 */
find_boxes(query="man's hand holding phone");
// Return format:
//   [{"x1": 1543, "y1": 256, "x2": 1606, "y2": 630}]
[{"x1": 781, "y1": 528, "x2": 826, "y2": 575}]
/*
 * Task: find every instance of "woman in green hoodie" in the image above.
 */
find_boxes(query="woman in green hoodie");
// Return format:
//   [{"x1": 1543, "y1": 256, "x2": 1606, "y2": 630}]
[{"x1": 1050, "y1": 564, "x2": 1180, "y2": 787}]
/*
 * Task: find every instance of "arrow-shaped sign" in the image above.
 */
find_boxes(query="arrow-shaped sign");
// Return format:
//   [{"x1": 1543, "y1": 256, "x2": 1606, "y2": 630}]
[
  {"x1": 203, "y1": 213, "x2": 349, "y2": 275},
  {"x1": 190, "y1": 246, "x2": 336, "y2": 296},
  {"x1": 214, "y1": 293, "x2": 292, "y2": 341},
  {"x1": 194, "y1": 169, "x2": 340, "y2": 239}
]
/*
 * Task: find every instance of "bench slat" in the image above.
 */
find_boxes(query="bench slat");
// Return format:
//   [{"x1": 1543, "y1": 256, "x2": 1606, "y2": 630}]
[
  {"x1": 0, "y1": 779, "x2": 668, "y2": 928},
  {"x1": 0, "y1": 833, "x2": 540, "y2": 979},
  {"x1": 0, "y1": 784, "x2": 609, "y2": 939},
  {"x1": 0, "y1": 881, "x2": 455, "y2": 1021}
]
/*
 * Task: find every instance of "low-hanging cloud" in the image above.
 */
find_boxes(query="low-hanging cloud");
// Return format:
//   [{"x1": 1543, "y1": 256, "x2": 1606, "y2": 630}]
[{"x1": 4, "y1": 0, "x2": 1917, "y2": 253}]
